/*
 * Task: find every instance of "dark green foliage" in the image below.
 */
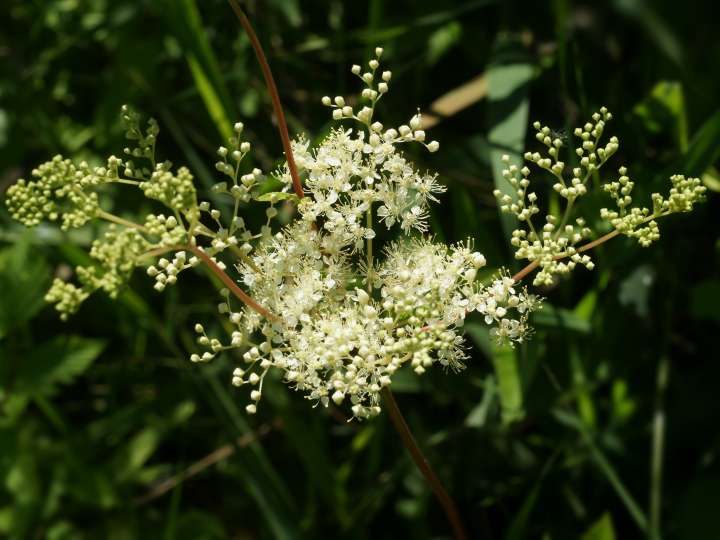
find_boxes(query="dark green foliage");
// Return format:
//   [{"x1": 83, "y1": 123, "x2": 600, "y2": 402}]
[{"x1": 0, "y1": 0, "x2": 718, "y2": 538}]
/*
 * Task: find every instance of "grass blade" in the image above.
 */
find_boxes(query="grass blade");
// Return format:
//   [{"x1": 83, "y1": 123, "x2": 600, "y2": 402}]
[{"x1": 487, "y1": 34, "x2": 534, "y2": 244}]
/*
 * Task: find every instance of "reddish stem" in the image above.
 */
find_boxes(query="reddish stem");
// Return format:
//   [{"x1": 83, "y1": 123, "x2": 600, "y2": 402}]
[
  {"x1": 144, "y1": 243, "x2": 278, "y2": 322},
  {"x1": 511, "y1": 229, "x2": 621, "y2": 283},
  {"x1": 226, "y1": 0, "x2": 304, "y2": 199},
  {"x1": 382, "y1": 388, "x2": 468, "y2": 540}
]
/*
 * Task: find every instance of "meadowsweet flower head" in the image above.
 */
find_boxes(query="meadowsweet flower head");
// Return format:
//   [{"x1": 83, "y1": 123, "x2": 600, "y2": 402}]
[{"x1": 5, "y1": 47, "x2": 704, "y2": 420}]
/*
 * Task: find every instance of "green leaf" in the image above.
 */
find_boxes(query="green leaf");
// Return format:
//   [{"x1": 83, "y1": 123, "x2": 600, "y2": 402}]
[
  {"x1": 465, "y1": 375, "x2": 496, "y2": 428},
  {"x1": 466, "y1": 323, "x2": 524, "y2": 424},
  {"x1": 4, "y1": 336, "x2": 105, "y2": 397},
  {"x1": 504, "y1": 473, "x2": 544, "y2": 540},
  {"x1": 487, "y1": 34, "x2": 534, "y2": 243},
  {"x1": 0, "y1": 235, "x2": 50, "y2": 339},
  {"x1": 161, "y1": 0, "x2": 235, "y2": 140},
  {"x1": 264, "y1": 377, "x2": 349, "y2": 527},
  {"x1": 569, "y1": 344, "x2": 596, "y2": 428},
  {"x1": 679, "y1": 107, "x2": 720, "y2": 176},
  {"x1": 426, "y1": 21, "x2": 463, "y2": 66},
  {"x1": 533, "y1": 304, "x2": 592, "y2": 334},
  {"x1": 553, "y1": 409, "x2": 648, "y2": 532},
  {"x1": 632, "y1": 80, "x2": 688, "y2": 151},
  {"x1": 113, "y1": 427, "x2": 162, "y2": 482},
  {"x1": 186, "y1": 53, "x2": 234, "y2": 140},
  {"x1": 613, "y1": 0, "x2": 683, "y2": 66},
  {"x1": 580, "y1": 513, "x2": 616, "y2": 540},
  {"x1": 702, "y1": 166, "x2": 720, "y2": 192},
  {"x1": 202, "y1": 372, "x2": 299, "y2": 540}
]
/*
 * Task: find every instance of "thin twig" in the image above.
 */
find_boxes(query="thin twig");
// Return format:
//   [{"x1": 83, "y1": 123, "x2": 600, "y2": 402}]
[
  {"x1": 97, "y1": 209, "x2": 146, "y2": 231},
  {"x1": 511, "y1": 229, "x2": 621, "y2": 282},
  {"x1": 134, "y1": 420, "x2": 278, "y2": 504},
  {"x1": 226, "y1": 0, "x2": 304, "y2": 199},
  {"x1": 382, "y1": 388, "x2": 468, "y2": 540},
  {"x1": 141, "y1": 243, "x2": 278, "y2": 322},
  {"x1": 188, "y1": 244, "x2": 279, "y2": 321}
]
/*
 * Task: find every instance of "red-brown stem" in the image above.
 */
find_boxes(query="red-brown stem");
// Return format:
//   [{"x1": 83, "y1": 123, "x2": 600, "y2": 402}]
[
  {"x1": 226, "y1": 0, "x2": 304, "y2": 199},
  {"x1": 382, "y1": 388, "x2": 468, "y2": 540},
  {"x1": 188, "y1": 245, "x2": 279, "y2": 321},
  {"x1": 144, "y1": 243, "x2": 278, "y2": 322},
  {"x1": 226, "y1": 6, "x2": 466, "y2": 537},
  {"x1": 511, "y1": 229, "x2": 621, "y2": 283}
]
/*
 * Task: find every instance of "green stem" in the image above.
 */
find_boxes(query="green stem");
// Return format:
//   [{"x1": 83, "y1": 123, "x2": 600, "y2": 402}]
[
  {"x1": 97, "y1": 209, "x2": 146, "y2": 231},
  {"x1": 554, "y1": 196, "x2": 575, "y2": 240},
  {"x1": 112, "y1": 178, "x2": 142, "y2": 186},
  {"x1": 582, "y1": 427, "x2": 649, "y2": 532},
  {"x1": 649, "y1": 355, "x2": 669, "y2": 540}
]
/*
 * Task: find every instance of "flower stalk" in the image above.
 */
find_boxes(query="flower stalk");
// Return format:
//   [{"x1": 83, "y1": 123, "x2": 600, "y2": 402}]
[
  {"x1": 382, "y1": 387, "x2": 468, "y2": 540},
  {"x1": 226, "y1": 0, "x2": 304, "y2": 199},
  {"x1": 231, "y1": 6, "x2": 468, "y2": 536}
]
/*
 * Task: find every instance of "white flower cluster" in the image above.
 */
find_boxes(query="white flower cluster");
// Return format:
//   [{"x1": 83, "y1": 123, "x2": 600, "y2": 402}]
[
  {"x1": 199, "y1": 232, "x2": 536, "y2": 418},
  {"x1": 6, "y1": 50, "x2": 545, "y2": 419},
  {"x1": 496, "y1": 108, "x2": 706, "y2": 286},
  {"x1": 188, "y1": 50, "x2": 540, "y2": 418}
]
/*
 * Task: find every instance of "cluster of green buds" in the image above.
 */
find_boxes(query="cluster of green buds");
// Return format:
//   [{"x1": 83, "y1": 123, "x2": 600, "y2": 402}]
[{"x1": 495, "y1": 107, "x2": 706, "y2": 286}]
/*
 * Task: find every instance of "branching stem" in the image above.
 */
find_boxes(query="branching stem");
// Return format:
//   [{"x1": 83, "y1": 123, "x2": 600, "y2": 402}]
[
  {"x1": 97, "y1": 209, "x2": 146, "y2": 231},
  {"x1": 141, "y1": 243, "x2": 278, "y2": 322},
  {"x1": 226, "y1": 5, "x2": 467, "y2": 538},
  {"x1": 512, "y1": 229, "x2": 620, "y2": 282}
]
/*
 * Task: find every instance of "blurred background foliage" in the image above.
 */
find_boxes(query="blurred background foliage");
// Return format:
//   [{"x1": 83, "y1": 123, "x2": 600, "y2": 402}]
[{"x1": 0, "y1": 0, "x2": 719, "y2": 538}]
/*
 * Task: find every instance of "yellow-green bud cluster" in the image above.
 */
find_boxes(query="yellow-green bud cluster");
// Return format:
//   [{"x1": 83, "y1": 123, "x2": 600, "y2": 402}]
[
  {"x1": 496, "y1": 107, "x2": 705, "y2": 286},
  {"x1": 141, "y1": 165, "x2": 197, "y2": 217},
  {"x1": 601, "y1": 169, "x2": 705, "y2": 247},
  {"x1": 6, "y1": 155, "x2": 106, "y2": 230},
  {"x1": 45, "y1": 279, "x2": 90, "y2": 321},
  {"x1": 121, "y1": 104, "x2": 159, "y2": 172}
]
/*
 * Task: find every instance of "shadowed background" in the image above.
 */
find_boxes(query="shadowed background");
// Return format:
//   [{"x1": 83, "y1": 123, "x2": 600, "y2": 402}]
[{"x1": 1, "y1": 1, "x2": 719, "y2": 538}]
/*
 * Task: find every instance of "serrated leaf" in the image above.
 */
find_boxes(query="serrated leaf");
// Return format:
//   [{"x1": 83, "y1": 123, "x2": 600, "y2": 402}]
[
  {"x1": 0, "y1": 235, "x2": 50, "y2": 339},
  {"x1": 6, "y1": 336, "x2": 105, "y2": 397}
]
